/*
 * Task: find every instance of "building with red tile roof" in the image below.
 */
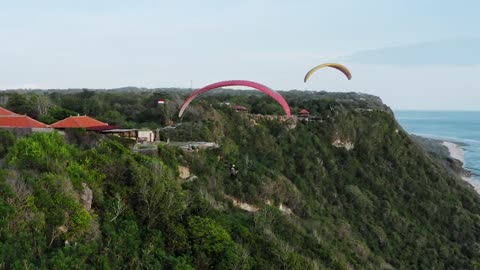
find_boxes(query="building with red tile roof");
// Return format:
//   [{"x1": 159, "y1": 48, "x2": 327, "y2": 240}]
[
  {"x1": 232, "y1": 105, "x2": 248, "y2": 112},
  {"x1": 50, "y1": 115, "x2": 108, "y2": 129},
  {"x1": 0, "y1": 114, "x2": 48, "y2": 128},
  {"x1": 0, "y1": 107, "x2": 15, "y2": 115},
  {"x1": 298, "y1": 109, "x2": 310, "y2": 115}
]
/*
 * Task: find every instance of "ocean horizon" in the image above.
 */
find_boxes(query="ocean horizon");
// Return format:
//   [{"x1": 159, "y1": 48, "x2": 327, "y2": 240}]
[{"x1": 395, "y1": 110, "x2": 480, "y2": 190}]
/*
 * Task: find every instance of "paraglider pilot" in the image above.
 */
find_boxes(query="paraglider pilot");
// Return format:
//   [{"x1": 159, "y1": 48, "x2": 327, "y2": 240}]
[{"x1": 230, "y1": 164, "x2": 238, "y2": 178}]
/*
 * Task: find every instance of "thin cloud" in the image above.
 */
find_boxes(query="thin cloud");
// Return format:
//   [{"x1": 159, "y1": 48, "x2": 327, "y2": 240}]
[{"x1": 342, "y1": 39, "x2": 480, "y2": 66}]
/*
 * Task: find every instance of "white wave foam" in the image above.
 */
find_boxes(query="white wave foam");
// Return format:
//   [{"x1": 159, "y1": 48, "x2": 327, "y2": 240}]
[{"x1": 442, "y1": 141, "x2": 465, "y2": 164}]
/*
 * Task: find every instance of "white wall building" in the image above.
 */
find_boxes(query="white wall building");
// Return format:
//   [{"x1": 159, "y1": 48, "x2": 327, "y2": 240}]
[{"x1": 137, "y1": 130, "x2": 155, "y2": 142}]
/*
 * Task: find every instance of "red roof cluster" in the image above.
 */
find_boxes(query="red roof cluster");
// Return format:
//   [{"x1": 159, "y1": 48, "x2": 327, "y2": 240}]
[{"x1": 0, "y1": 106, "x2": 109, "y2": 129}]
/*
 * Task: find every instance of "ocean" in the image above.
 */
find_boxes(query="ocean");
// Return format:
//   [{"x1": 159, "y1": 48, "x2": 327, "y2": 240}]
[{"x1": 395, "y1": 110, "x2": 480, "y2": 189}]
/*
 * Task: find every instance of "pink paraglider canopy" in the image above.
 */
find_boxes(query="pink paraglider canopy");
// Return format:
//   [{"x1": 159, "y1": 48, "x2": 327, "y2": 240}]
[{"x1": 178, "y1": 80, "x2": 291, "y2": 118}]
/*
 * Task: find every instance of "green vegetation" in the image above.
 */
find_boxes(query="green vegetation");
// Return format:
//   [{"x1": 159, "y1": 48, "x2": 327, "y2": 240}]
[{"x1": 0, "y1": 89, "x2": 479, "y2": 269}]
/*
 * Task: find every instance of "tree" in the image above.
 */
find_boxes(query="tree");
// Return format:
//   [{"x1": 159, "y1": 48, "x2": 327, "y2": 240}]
[
  {"x1": 0, "y1": 129, "x2": 15, "y2": 158},
  {"x1": 188, "y1": 216, "x2": 235, "y2": 268},
  {"x1": 6, "y1": 93, "x2": 37, "y2": 117}
]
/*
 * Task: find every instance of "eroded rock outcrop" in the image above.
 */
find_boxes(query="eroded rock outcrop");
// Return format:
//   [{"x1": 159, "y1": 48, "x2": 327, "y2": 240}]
[
  {"x1": 80, "y1": 183, "x2": 93, "y2": 211},
  {"x1": 178, "y1": 165, "x2": 191, "y2": 179},
  {"x1": 332, "y1": 138, "x2": 354, "y2": 150}
]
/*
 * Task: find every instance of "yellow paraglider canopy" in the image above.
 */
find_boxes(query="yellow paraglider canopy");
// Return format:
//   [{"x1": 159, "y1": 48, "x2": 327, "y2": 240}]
[{"x1": 304, "y1": 63, "x2": 352, "y2": 82}]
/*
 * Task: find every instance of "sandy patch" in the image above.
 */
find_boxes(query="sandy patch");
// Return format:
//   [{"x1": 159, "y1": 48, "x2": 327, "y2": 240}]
[{"x1": 442, "y1": 141, "x2": 464, "y2": 164}]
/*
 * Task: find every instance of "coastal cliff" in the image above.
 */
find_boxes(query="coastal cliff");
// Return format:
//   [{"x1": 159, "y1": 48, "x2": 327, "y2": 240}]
[{"x1": 0, "y1": 89, "x2": 480, "y2": 269}]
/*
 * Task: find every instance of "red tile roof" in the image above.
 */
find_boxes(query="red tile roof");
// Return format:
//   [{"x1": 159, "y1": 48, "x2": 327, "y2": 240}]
[
  {"x1": 298, "y1": 109, "x2": 310, "y2": 115},
  {"x1": 50, "y1": 115, "x2": 108, "y2": 129},
  {"x1": 0, "y1": 115, "x2": 48, "y2": 128},
  {"x1": 232, "y1": 105, "x2": 248, "y2": 111},
  {"x1": 0, "y1": 106, "x2": 16, "y2": 115},
  {"x1": 86, "y1": 125, "x2": 121, "y2": 131}
]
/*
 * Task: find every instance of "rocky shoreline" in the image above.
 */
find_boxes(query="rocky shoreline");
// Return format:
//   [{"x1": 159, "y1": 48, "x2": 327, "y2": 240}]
[{"x1": 411, "y1": 134, "x2": 478, "y2": 191}]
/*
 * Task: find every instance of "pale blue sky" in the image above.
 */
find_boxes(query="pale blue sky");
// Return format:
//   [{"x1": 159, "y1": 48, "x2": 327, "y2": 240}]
[{"x1": 1, "y1": 0, "x2": 479, "y2": 109}]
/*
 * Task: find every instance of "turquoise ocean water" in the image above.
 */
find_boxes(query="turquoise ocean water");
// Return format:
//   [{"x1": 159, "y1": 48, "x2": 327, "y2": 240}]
[{"x1": 395, "y1": 111, "x2": 480, "y2": 187}]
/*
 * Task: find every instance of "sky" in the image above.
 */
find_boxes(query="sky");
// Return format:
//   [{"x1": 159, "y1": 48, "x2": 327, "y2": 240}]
[{"x1": 1, "y1": 0, "x2": 479, "y2": 110}]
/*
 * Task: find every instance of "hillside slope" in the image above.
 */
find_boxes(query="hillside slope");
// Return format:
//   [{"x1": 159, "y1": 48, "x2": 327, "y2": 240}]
[{"x1": 1, "y1": 91, "x2": 480, "y2": 269}]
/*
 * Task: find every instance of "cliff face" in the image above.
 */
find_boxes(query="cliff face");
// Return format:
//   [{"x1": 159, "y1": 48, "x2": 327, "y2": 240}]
[
  {"x1": 1, "y1": 91, "x2": 480, "y2": 269},
  {"x1": 181, "y1": 92, "x2": 480, "y2": 268}
]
